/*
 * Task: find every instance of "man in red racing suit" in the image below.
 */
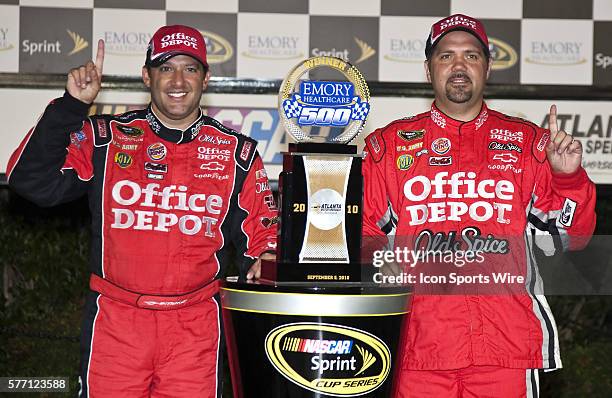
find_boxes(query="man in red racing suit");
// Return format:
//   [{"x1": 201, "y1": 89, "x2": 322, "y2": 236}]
[
  {"x1": 363, "y1": 14, "x2": 596, "y2": 397},
  {"x1": 7, "y1": 25, "x2": 277, "y2": 397}
]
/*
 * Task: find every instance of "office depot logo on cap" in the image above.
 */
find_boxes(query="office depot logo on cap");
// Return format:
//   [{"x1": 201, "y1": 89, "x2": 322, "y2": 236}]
[
  {"x1": 146, "y1": 25, "x2": 208, "y2": 68},
  {"x1": 425, "y1": 14, "x2": 490, "y2": 59}
]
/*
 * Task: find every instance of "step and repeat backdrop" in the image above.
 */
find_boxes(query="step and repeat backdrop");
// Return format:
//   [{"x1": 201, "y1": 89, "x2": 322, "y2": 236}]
[
  {"x1": 2, "y1": 0, "x2": 612, "y2": 83},
  {"x1": 1, "y1": 0, "x2": 612, "y2": 182}
]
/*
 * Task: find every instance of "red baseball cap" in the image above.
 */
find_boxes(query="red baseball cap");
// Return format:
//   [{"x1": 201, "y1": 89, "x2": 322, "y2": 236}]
[
  {"x1": 425, "y1": 14, "x2": 490, "y2": 59},
  {"x1": 145, "y1": 25, "x2": 208, "y2": 68}
]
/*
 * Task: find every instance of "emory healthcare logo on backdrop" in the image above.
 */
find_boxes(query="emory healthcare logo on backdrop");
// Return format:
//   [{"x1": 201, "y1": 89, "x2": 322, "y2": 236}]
[
  {"x1": 102, "y1": 30, "x2": 151, "y2": 56},
  {"x1": 237, "y1": 13, "x2": 308, "y2": 78},
  {"x1": 93, "y1": 8, "x2": 164, "y2": 76},
  {"x1": 379, "y1": 16, "x2": 434, "y2": 82},
  {"x1": 520, "y1": 19, "x2": 592, "y2": 85}
]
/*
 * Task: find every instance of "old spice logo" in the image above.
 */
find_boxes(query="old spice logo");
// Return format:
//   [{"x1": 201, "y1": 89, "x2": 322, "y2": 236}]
[
  {"x1": 403, "y1": 171, "x2": 514, "y2": 226},
  {"x1": 488, "y1": 141, "x2": 522, "y2": 153},
  {"x1": 199, "y1": 134, "x2": 232, "y2": 145},
  {"x1": 110, "y1": 180, "x2": 222, "y2": 237}
]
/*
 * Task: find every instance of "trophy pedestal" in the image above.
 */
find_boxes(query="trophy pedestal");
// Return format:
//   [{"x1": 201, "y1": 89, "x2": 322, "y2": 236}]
[
  {"x1": 220, "y1": 56, "x2": 410, "y2": 398},
  {"x1": 220, "y1": 278, "x2": 411, "y2": 398}
]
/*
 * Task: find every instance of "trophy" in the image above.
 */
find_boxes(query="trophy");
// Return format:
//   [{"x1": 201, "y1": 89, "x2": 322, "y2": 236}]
[{"x1": 261, "y1": 56, "x2": 371, "y2": 282}]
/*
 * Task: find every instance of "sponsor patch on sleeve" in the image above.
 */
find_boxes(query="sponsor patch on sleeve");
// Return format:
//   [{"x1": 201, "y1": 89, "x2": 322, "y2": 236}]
[
  {"x1": 532, "y1": 129, "x2": 549, "y2": 163},
  {"x1": 365, "y1": 130, "x2": 385, "y2": 163},
  {"x1": 557, "y1": 198, "x2": 577, "y2": 228}
]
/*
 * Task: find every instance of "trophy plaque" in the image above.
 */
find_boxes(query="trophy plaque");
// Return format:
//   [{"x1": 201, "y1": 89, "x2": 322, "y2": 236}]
[{"x1": 261, "y1": 56, "x2": 371, "y2": 283}]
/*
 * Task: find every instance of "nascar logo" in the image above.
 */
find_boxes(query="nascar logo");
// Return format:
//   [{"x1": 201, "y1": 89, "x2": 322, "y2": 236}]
[{"x1": 283, "y1": 338, "x2": 353, "y2": 354}]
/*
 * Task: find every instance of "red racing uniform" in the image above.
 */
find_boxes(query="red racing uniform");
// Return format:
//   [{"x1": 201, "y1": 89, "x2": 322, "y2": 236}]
[
  {"x1": 362, "y1": 103, "x2": 596, "y2": 387},
  {"x1": 7, "y1": 92, "x2": 277, "y2": 397}
]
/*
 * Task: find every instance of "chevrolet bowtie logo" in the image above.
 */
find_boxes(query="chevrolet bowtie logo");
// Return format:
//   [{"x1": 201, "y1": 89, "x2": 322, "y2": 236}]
[
  {"x1": 67, "y1": 29, "x2": 88, "y2": 56},
  {"x1": 354, "y1": 37, "x2": 375, "y2": 64}
]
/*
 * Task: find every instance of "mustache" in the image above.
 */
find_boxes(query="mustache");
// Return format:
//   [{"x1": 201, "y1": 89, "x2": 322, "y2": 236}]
[{"x1": 447, "y1": 72, "x2": 472, "y2": 83}]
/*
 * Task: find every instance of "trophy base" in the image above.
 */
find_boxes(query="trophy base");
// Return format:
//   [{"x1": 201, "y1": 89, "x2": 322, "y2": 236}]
[{"x1": 260, "y1": 259, "x2": 369, "y2": 283}]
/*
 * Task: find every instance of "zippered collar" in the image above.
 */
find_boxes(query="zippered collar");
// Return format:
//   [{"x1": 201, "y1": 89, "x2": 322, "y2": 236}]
[
  {"x1": 430, "y1": 101, "x2": 489, "y2": 132},
  {"x1": 145, "y1": 105, "x2": 206, "y2": 144}
]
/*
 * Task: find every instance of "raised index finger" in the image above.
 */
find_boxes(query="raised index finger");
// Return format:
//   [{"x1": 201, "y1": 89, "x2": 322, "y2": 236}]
[
  {"x1": 94, "y1": 39, "x2": 105, "y2": 76},
  {"x1": 548, "y1": 104, "x2": 559, "y2": 138}
]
